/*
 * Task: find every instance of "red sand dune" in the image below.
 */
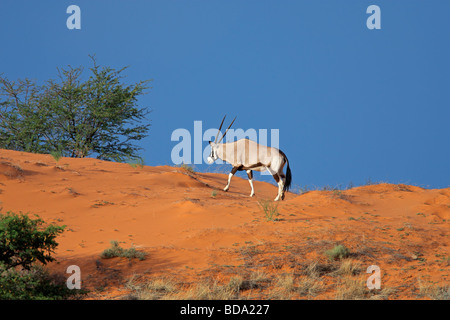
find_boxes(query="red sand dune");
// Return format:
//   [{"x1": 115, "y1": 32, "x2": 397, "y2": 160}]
[{"x1": 0, "y1": 149, "x2": 448, "y2": 299}]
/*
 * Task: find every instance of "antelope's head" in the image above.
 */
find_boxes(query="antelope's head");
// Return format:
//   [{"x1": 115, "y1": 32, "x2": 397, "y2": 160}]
[
  {"x1": 207, "y1": 141, "x2": 219, "y2": 164},
  {"x1": 207, "y1": 115, "x2": 236, "y2": 165}
]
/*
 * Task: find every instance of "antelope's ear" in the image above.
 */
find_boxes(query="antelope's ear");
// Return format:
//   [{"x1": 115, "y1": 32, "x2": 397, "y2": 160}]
[{"x1": 209, "y1": 141, "x2": 212, "y2": 145}]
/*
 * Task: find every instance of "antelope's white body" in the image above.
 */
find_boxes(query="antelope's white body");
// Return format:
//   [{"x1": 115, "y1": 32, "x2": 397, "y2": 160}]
[{"x1": 208, "y1": 138, "x2": 292, "y2": 201}]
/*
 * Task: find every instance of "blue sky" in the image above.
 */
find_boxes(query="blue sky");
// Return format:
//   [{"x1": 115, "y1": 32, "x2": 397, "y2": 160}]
[{"x1": 1, "y1": 1, "x2": 449, "y2": 189}]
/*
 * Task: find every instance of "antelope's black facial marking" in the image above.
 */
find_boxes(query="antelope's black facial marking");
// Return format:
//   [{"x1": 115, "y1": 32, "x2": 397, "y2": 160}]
[{"x1": 208, "y1": 142, "x2": 215, "y2": 159}]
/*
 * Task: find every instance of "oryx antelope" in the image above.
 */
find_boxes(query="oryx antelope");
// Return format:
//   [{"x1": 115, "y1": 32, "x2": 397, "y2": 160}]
[{"x1": 207, "y1": 116, "x2": 292, "y2": 201}]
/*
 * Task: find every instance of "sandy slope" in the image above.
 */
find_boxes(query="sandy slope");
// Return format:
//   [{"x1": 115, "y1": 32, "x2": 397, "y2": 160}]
[{"x1": 0, "y1": 149, "x2": 448, "y2": 299}]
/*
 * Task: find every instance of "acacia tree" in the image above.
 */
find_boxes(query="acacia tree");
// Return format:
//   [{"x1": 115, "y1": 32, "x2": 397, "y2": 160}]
[
  {"x1": 0, "y1": 78, "x2": 48, "y2": 153},
  {"x1": 0, "y1": 57, "x2": 151, "y2": 162}
]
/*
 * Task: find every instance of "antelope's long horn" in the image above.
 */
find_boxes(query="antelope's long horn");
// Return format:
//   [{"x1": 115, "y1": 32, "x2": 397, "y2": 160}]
[
  {"x1": 217, "y1": 116, "x2": 236, "y2": 144},
  {"x1": 214, "y1": 115, "x2": 226, "y2": 143}
]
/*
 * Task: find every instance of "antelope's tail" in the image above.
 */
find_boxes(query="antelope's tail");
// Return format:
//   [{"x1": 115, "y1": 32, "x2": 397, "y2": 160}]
[{"x1": 283, "y1": 154, "x2": 292, "y2": 193}]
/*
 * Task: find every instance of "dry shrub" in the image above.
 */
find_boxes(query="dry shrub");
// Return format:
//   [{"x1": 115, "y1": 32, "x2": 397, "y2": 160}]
[
  {"x1": 268, "y1": 274, "x2": 295, "y2": 300},
  {"x1": 296, "y1": 276, "x2": 324, "y2": 297},
  {"x1": 334, "y1": 260, "x2": 362, "y2": 276},
  {"x1": 168, "y1": 278, "x2": 238, "y2": 300},
  {"x1": 417, "y1": 278, "x2": 450, "y2": 300},
  {"x1": 335, "y1": 277, "x2": 394, "y2": 300},
  {"x1": 125, "y1": 276, "x2": 177, "y2": 300},
  {"x1": 0, "y1": 161, "x2": 23, "y2": 179}
]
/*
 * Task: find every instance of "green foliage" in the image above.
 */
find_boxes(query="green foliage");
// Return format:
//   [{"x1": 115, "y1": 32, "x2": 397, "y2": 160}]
[
  {"x1": 0, "y1": 212, "x2": 75, "y2": 300},
  {"x1": 0, "y1": 55, "x2": 151, "y2": 162},
  {"x1": 0, "y1": 211, "x2": 65, "y2": 270},
  {"x1": 50, "y1": 150, "x2": 62, "y2": 162},
  {"x1": 100, "y1": 240, "x2": 146, "y2": 261},
  {"x1": 325, "y1": 245, "x2": 350, "y2": 261},
  {"x1": 127, "y1": 156, "x2": 145, "y2": 169},
  {"x1": 257, "y1": 199, "x2": 279, "y2": 221},
  {"x1": 180, "y1": 163, "x2": 195, "y2": 173},
  {"x1": 0, "y1": 265, "x2": 82, "y2": 300}
]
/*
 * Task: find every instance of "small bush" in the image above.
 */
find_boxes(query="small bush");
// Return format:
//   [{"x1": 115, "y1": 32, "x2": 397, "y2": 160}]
[
  {"x1": 0, "y1": 265, "x2": 83, "y2": 300},
  {"x1": 127, "y1": 157, "x2": 144, "y2": 169},
  {"x1": 257, "y1": 199, "x2": 279, "y2": 221},
  {"x1": 0, "y1": 211, "x2": 65, "y2": 270},
  {"x1": 325, "y1": 245, "x2": 350, "y2": 261},
  {"x1": 180, "y1": 163, "x2": 195, "y2": 173},
  {"x1": 331, "y1": 190, "x2": 353, "y2": 202},
  {"x1": 0, "y1": 212, "x2": 81, "y2": 299},
  {"x1": 50, "y1": 150, "x2": 62, "y2": 162},
  {"x1": 100, "y1": 240, "x2": 146, "y2": 261}
]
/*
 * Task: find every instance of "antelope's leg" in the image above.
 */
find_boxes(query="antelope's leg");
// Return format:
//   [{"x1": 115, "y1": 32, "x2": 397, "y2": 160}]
[
  {"x1": 267, "y1": 167, "x2": 282, "y2": 201},
  {"x1": 224, "y1": 167, "x2": 238, "y2": 192},
  {"x1": 278, "y1": 172, "x2": 286, "y2": 200},
  {"x1": 246, "y1": 170, "x2": 254, "y2": 197},
  {"x1": 274, "y1": 176, "x2": 283, "y2": 201}
]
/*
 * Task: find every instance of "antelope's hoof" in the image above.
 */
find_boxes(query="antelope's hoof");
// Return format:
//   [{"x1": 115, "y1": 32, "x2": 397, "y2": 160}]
[
  {"x1": 250, "y1": 193, "x2": 255, "y2": 197},
  {"x1": 223, "y1": 187, "x2": 229, "y2": 192}
]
